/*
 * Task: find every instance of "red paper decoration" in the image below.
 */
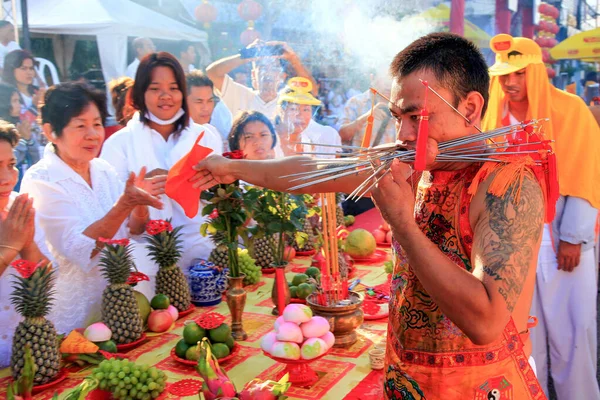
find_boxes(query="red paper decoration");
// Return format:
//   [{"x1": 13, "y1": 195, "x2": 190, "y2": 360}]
[
  {"x1": 127, "y1": 271, "x2": 149, "y2": 286},
  {"x1": 11, "y1": 259, "x2": 39, "y2": 279},
  {"x1": 99, "y1": 237, "x2": 130, "y2": 246},
  {"x1": 168, "y1": 379, "x2": 204, "y2": 397},
  {"x1": 195, "y1": 312, "x2": 226, "y2": 329},
  {"x1": 195, "y1": 0, "x2": 218, "y2": 28},
  {"x1": 237, "y1": 0, "x2": 263, "y2": 21}
]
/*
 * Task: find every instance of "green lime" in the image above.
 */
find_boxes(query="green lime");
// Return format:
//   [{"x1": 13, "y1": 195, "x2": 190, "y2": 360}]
[
  {"x1": 292, "y1": 273, "x2": 309, "y2": 287},
  {"x1": 224, "y1": 335, "x2": 235, "y2": 350},
  {"x1": 296, "y1": 282, "x2": 314, "y2": 299},
  {"x1": 305, "y1": 267, "x2": 321, "y2": 279},
  {"x1": 97, "y1": 340, "x2": 117, "y2": 353},
  {"x1": 183, "y1": 323, "x2": 206, "y2": 345},
  {"x1": 150, "y1": 294, "x2": 170, "y2": 310},
  {"x1": 174, "y1": 339, "x2": 190, "y2": 359},
  {"x1": 209, "y1": 323, "x2": 232, "y2": 343},
  {"x1": 185, "y1": 346, "x2": 201, "y2": 361},
  {"x1": 211, "y1": 343, "x2": 230, "y2": 359},
  {"x1": 289, "y1": 285, "x2": 298, "y2": 298}
]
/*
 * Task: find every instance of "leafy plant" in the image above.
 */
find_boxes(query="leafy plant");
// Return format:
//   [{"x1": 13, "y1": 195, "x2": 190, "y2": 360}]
[{"x1": 249, "y1": 188, "x2": 309, "y2": 266}]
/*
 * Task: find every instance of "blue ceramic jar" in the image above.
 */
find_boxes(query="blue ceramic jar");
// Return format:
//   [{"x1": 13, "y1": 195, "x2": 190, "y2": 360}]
[{"x1": 188, "y1": 260, "x2": 228, "y2": 307}]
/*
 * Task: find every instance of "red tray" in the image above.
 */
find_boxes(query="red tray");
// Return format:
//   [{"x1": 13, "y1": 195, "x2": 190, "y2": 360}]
[
  {"x1": 31, "y1": 369, "x2": 67, "y2": 394},
  {"x1": 261, "y1": 267, "x2": 276, "y2": 274},
  {"x1": 295, "y1": 249, "x2": 316, "y2": 257},
  {"x1": 116, "y1": 333, "x2": 147, "y2": 352},
  {"x1": 290, "y1": 298, "x2": 307, "y2": 304},
  {"x1": 262, "y1": 349, "x2": 327, "y2": 388},
  {"x1": 178, "y1": 303, "x2": 196, "y2": 318},
  {"x1": 349, "y1": 249, "x2": 388, "y2": 264},
  {"x1": 376, "y1": 241, "x2": 391, "y2": 247},
  {"x1": 364, "y1": 312, "x2": 389, "y2": 320},
  {"x1": 170, "y1": 343, "x2": 239, "y2": 366}
]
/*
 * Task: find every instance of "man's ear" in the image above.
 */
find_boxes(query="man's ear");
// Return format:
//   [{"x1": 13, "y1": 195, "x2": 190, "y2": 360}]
[
  {"x1": 42, "y1": 123, "x2": 55, "y2": 142},
  {"x1": 462, "y1": 90, "x2": 485, "y2": 127}
]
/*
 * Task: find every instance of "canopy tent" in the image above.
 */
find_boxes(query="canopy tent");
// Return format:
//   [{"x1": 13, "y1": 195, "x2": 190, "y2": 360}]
[
  {"x1": 550, "y1": 27, "x2": 600, "y2": 60},
  {"x1": 5, "y1": 0, "x2": 208, "y2": 87},
  {"x1": 410, "y1": 3, "x2": 491, "y2": 49}
]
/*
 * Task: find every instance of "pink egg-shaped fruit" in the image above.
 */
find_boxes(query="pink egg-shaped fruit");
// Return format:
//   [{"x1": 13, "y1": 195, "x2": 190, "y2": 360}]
[
  {"x1": 282, "y1": 303, "x2": 312, "y2": 324},
  {"x1": 166, "y1": 305, "x2": 179, "y2": 321},
  {"x1": 300, "y1": 316, "x2": 330, "y2": 338},
  {"x1": 270, "y1": 341, "x2": 300, "y2": 360},
  {"x1": 300, "y1": 338, "x2": 328, "y2": 360},
  {"x1": 275, "y1": 322, "x2": 303, "y2": 343},
  {"x1": 319, "y1": 331, "x2": 335, "y2": 349},
  {"x1": 84, "y1": 322, "x2": 112, "y2": 342},
  {"x1": 261, "y1": 331, "x2": 278, "y2": 353},
  {"x1": 274, "y1": 316, "x2": 286, "y2": 331}
]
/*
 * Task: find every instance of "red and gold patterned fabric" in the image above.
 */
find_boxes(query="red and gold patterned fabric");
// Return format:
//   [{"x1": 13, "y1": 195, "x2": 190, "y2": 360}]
[{"x1": 385, "y1": 166, "x2": 546, "y2": 399}]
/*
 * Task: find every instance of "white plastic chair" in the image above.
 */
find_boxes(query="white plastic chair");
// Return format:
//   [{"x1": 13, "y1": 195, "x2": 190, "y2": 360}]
[{"x1": 34, "y1": 57, "x2": 60, "y2": 86}]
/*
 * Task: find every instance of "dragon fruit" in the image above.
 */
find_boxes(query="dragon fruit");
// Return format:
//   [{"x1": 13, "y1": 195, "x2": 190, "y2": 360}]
[
  {"x1": 195, "y1": 338, "x2": 237, "y2": 400},
  {"x1": 238, "y1": 373, "x2": 291, "y2": 400}
]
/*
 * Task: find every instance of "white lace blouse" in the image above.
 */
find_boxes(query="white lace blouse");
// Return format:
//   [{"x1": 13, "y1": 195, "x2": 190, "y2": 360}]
[{"x1": 20, "y1": 146, "x2": 129, "y2": 335}]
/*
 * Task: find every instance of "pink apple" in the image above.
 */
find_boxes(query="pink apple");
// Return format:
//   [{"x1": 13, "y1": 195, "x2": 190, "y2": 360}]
[
  {"x1": 372, "y1": 229, "x2": 385, "y2": 243},
  {"x1": 166, "y1": 305, "x2": 179, "y2": 321},
  {"x1": 147, "y1": 310, "x2": 173, "y2": 333},
  {"x1": 386, "y1": 231, "x2": 393, "y2": 243},
  {"x1": 284, "y1": 246, "x2": 296, "y2": 261},
  {"x1": 380, "y1": 220, "x2": 390, "y2": 232}
]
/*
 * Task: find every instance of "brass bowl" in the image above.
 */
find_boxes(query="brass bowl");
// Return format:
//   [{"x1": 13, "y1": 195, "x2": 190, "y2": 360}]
[{"x1": 306, "y1": 291, "x2": 364, "y2": 348}]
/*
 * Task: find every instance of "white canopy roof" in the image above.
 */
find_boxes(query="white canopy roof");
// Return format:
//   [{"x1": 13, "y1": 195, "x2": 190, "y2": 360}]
[{"x1": 5, "y1": 0, "x2": 207, "y2": 90}]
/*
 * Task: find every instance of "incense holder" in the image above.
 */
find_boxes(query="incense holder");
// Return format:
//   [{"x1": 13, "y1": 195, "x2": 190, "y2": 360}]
[{"x1": 306, "y1": 291, "x2": 364, "y2": 348}]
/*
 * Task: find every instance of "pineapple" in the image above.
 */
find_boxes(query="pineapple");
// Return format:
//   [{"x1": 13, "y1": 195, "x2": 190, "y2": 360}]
[
  {"x1": 10, "y1": 263, "x2": 61, "y2": 385},
  {"x1": 291, "y1": 218, "x2": 316, "y2": 252},
  {"x1": 145, "y1": 222, "x2": 191, "y2": 312},
  {"x1": 251, "y1": 234, "x2": 277, "y2": 269},
  {"x1": 99, "y1": 242, "x2": 144, "y2": 344},
  {"x1": 208, "y1": 231, "x2": 229, "y2": 268},
  {"x1": 338, "y1": 251, "x2": 349, "y2": 278}
]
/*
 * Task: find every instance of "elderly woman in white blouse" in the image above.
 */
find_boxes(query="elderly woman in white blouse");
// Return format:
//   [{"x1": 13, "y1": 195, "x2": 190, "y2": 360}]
[
  {"x1": 101, "y1": 52, "x2": 223, "y2": 271},
  {"x1": 20, "y1": 83, "x2": 163, "y2": 334}
]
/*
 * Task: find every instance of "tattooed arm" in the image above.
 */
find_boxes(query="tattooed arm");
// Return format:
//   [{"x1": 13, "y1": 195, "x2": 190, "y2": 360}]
[
  {"x1": 382, "y1": 172, "x2": 543, "y2": 345},
  {"x1": 471, "y1": 175, "x2": 544, "y2": 314}
]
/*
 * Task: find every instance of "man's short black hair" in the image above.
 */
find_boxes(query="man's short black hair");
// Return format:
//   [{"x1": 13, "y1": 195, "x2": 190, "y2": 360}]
[
  {"x1": 186, "y1": 70, "x2": 214, "y2": 95},
  {"x1": 390, "y1": 32, "x2": 489, "y2": 117},
  {"x1": 0, "y1": 21, "x2": 13, "y2": 30}
]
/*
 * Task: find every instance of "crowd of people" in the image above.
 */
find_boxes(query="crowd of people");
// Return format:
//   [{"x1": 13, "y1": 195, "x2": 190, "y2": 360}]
[{"x1": 0, "y1": 27, "x2": 598, "y2": 399}]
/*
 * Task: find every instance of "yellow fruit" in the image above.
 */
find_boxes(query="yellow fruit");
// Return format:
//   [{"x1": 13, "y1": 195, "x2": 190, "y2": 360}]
[{"x1": 345, "y1": 229, "x2": 376, "y2": 258}]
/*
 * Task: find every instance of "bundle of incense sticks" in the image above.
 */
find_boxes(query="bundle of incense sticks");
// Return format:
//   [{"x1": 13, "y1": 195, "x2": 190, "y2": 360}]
[{"x1": 315, "y1": 193, "x2": 348, "y2": 306}]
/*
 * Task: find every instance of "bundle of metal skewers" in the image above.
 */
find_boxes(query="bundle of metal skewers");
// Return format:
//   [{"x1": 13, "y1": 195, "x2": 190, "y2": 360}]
[
  {"x1": 283, "y1": 80, "x2": 553, "y2": 202},
  {"x1": 286, "y1": 119, "x2": 549, "y2": 200}
]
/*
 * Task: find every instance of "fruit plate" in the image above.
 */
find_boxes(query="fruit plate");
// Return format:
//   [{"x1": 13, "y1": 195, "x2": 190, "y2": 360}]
[
  {"x1": 295, "y1": 249, "x2": 316, "y2": 257},
  {"x1": 350, "y1": 249, "x2": 388, "y2": 264},
  {"x1": 116, "y1": 333, "x2": 147, "y2": 352},
  {"x1": 262, "y1": 350, "x2": 328, "y2": 388},
  {"x1": 261, "y1": 267, "x2": 276, "y2": 274},
  {"x1": 31, "y1": 369, "x2": 67, "y2": 394},
  {"x1": 376, "y1": 241, "x2": 391, "y2": 247},
  {"x1": 170, "y1": 343, "x2": 239, "y2": 366},
  {"x1": 178, "y1": 303, "x2": 196, "y2": 318},
  {"x1": 364, "y1": 312, "x2": 389, "y2": 320},
  {"x1": 290, "y1": 298, "x2": 307, "y2": 304}
]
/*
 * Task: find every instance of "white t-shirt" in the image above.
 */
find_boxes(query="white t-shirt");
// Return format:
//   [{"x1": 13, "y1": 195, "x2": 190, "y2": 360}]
[
  {"x1": 219, "y1": 74, "x2": 278, "y2": 120},
  {"x1": 210, "y1": 101, "x2": 233, "y2": 144},
  {"x1": 301, "y1": 120, "x2": 342, "y2": 158},
  {"x1": 0, "y1": 41, "x2": 20, "y2": 69},
  {"x1": 126, "y1": 58, "x2": 140, "y2": 78}
]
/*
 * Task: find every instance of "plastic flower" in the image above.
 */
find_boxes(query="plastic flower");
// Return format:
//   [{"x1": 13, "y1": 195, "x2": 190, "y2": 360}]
[
  {"x1": 222, "y1": 150, "x2": 245, "y2": 159},
  {"x1": 98, "y1": 237, "x2": 130, "y2": 246},
  {"x1": 146, "y1": 219, "x2": 173, "y2": 236},
  {"x1": 10, "y1": 260, "x2": 40, "y2": 279}
]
